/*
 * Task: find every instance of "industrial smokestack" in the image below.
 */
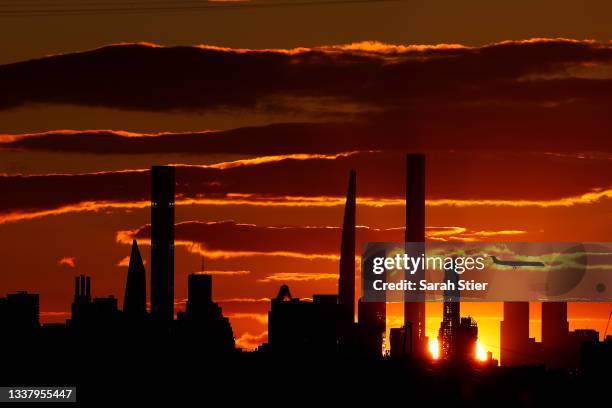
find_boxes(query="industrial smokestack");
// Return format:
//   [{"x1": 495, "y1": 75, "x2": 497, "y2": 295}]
[
  {"x1": 79, "y1": 275, "x2": 86, "y2": 300},
  {"x1": 74, "y1": 276, "x2": 80, "y2": 299}
]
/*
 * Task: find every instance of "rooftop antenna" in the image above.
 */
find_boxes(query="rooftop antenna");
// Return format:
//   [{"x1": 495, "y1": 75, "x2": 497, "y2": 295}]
[{"x1": 200, "y1": 255, "x2": 205, "y2": 274}]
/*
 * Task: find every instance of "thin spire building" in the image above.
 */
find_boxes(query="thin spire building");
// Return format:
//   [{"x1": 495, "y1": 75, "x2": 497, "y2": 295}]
[
  {"x1": 338, "y1": 169, "x2": 356, "y2": 327},
  {"x1": 404, "y1": 154, "x2": 427, "y2": 356}
]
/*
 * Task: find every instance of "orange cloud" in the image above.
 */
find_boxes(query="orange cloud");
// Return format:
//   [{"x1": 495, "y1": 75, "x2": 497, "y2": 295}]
[
  {"x1": 173, "y1": 151, "x2": 366, "y2": 170},
  {"x1": 235, "y1": 331, "x2": 268, "y2": 351},
  {"x1": 428, "y1": 189, "x2": 612, "y2": 208},
  {"x1": 324, "y1": 41, "x2": 465, "y2": 54},
  {"x1": 219, "y1": 298, "x2": 270, "y2": 303},
  {"x1": 257, "y1": 272, "x2": 338, "y2": 283},
  {"x1": 200, "y1": 270, "x2": 251, "y2": 276},
  {"x1": 0, "y1": 200, "x2": 148, "y2": 224},
  {"x1": 117, "y1": 256, "x2": 147, "y2": 267},
  {"x1": 226, "y1": 312, "x2": 269, "y2": 325},
  {"x1": 3, "y1": 187, "x2": 611, "y2": 225},
  {"x1": 112, "y1": 220, "x2": 540, "y2": 260},
  {"x1": 57, "y1": 256, "x2": 76, "y2": 268}
]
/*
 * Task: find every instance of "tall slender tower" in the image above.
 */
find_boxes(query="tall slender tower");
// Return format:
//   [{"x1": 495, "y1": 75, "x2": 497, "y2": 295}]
[
  {"x1": 151, "y1": 165, "x2": 175, "y2": 324},
  {"x1": 338, "y1": 170, "x2": 356, "y2": 327},
  {"x1": 123, "y1": 240, "x2": 147, "y2": 318},
  {"x1": 405, "y1": 154, "x2": 426, "y2": 355}
]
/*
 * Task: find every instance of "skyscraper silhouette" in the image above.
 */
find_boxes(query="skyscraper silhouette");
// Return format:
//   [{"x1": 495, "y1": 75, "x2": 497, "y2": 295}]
[
  {"x1": 357, "y1": 299, "x2": 386, "y2": 356},
  {"x1": 356, "y1": 246, "x2": 386, "y2": 356},
  {"x1": 150, "y1": 165, "x2": 175, "y2": 324},
  {"x1": 176, "y1": 273, "x2": 235, "y2": 352},
  {"x1": 456, "y1": 317, "x2": 478, "y2": 361},
  {"x1": 438, "y1": 263, "x2": 460, "y2": 360},
  {"x1": 542, "y1": 301, "x2": 569, "y2": 367},
  {"x1": 123, "y1": 240, "x2": 147, "y2": 319},
  {"x1": 405, "y1": 154, "x2": 426, "y2": 356},
  {"x1": 186, "y1": 273, "x2": 212, "y2": 315},
  {"x1": 338, "y1": 169, "x2": 356, "y2": 327},
  {"x1": 500, "y1": 302, "x2": 537, "y2": 366}
]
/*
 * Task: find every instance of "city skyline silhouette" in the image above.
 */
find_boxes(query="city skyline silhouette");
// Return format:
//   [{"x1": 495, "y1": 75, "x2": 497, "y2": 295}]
[
  {"x1": 2, "y1": 156, "x2": 609, "y2": 364},
  {"x1": 1, "y1": 156, "x2": 610, "y2": 405},
  {"x1": 1, "y1": 5, "x2": 612, "y2": 402}
]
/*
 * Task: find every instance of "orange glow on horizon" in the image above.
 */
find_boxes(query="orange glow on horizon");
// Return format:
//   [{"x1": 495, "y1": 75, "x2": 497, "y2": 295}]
[
  {"x1": 429, "y1": 338, "x2": 440, "y2": 360},
  {"x1": 476, "y1": 341, "x2": 487, "y2": 361}
]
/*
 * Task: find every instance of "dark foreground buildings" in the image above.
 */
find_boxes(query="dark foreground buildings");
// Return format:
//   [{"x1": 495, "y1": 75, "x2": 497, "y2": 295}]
[
  {"x1": 0, "y1": 165, "x2": 234, "y2": 349},
  {"x1": 264, "y1": 169, "x2": 385, "y2": 357},
  {"x1": 500, "y1": 301, "x2": 602, "y2": 368},
  {"x1": 176, "y1": 273, "x2": 235, "y2": 351},
  {"x1": 0, "y1": 291, "x2": 39, "y2": 333}
]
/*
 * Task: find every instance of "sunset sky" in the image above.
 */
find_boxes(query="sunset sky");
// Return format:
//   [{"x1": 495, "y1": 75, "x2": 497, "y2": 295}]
[{"x1": 0, "y1": 0, "x2": 611, "y2": 356}]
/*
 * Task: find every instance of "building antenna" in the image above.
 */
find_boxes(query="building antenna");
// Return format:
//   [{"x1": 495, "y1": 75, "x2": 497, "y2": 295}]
[
  {"x1": 604, "y1": 307, "x2": 612, "y2": 338},
  {"x1": 200, "y1": 255, "x2": 205, "y2": 274}
]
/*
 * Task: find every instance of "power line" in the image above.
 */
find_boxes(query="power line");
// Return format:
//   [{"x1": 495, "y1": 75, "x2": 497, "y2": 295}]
[
  {"x1": 0, "y1": 0, "x2": 407, "y2": 17},
  {"x1": 0, "y1": 0, "x2": 243, "y2": 7}
]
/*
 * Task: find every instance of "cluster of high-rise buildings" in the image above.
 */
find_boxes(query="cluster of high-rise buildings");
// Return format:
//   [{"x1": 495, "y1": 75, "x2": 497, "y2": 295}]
[
  {"x1": 0, "y1": 165, "x2": 235, "y2": 352},
  {"x1": 0, "y1": 157, "x2": 609, "y2": 370},
  {"x1": 263, "y1": 154, "x2": 487, "y2": 362}
]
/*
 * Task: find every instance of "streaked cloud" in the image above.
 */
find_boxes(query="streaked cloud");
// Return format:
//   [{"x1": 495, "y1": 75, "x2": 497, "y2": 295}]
[
  {"x1": 2, "y1": 38, "x2": 612, "y2": 114},
  {"x1": 1, "y1": 149, "x2": 611, "y2": 224},
  {"x1": 57, "y1": 256, "x2": 76, "y2": 268},
  {"x1": 201, "y1": 270, "x2": 251, "y2": 276},
  {"x1": 257, "y1": 272, "x2": 338, "y2": 283},
  {"x1": 235, "y1": 331, "x2": 268, "y2": 351},
  {"x1": 226, "y1": 312, "x2": 269, "y2": 325},
  {"x1": 117, "y1": 256, "x2": 147, "y2": 267},
  {"x1": 114, "y1": 220, "x2": 536, "y2": 260}
]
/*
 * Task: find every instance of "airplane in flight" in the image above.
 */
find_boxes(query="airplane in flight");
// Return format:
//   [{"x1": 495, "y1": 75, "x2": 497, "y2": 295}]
[{"x1": 490, "y1": 256, "x2": 545, "y2": 269}]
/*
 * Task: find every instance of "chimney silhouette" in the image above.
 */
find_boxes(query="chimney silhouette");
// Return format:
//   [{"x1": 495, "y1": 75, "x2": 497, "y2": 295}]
[
  {"x1": 85, "y1": 276, "x2": 91, "y2": 299},
  {"x1": 74, "y1": 276, "x2": 79, "y2": 302},
  {"x1": 123, "y1": 240, "x2": 147, "y2": 318},
  {"x1": 338, "y1": 169, "x2": 356, "y2": 326},
  {"x1": 80, "y1": 274, "x2": 86, "y2": 300},
  {"x1": 404, "y1": 154, "x2": 426, "y2": 355}
]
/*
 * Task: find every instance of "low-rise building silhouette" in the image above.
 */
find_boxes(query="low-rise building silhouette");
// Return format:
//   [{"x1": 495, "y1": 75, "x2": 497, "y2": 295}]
[
  {"x1": 176, "y1": 273, "x2": 235, "y2": 352},
  {"x1": 267, "y1": 285, "x2": 340, "y2": 354},
  {"x1": 0, "y1": 291, "x2": 39, "y2": 334}
]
